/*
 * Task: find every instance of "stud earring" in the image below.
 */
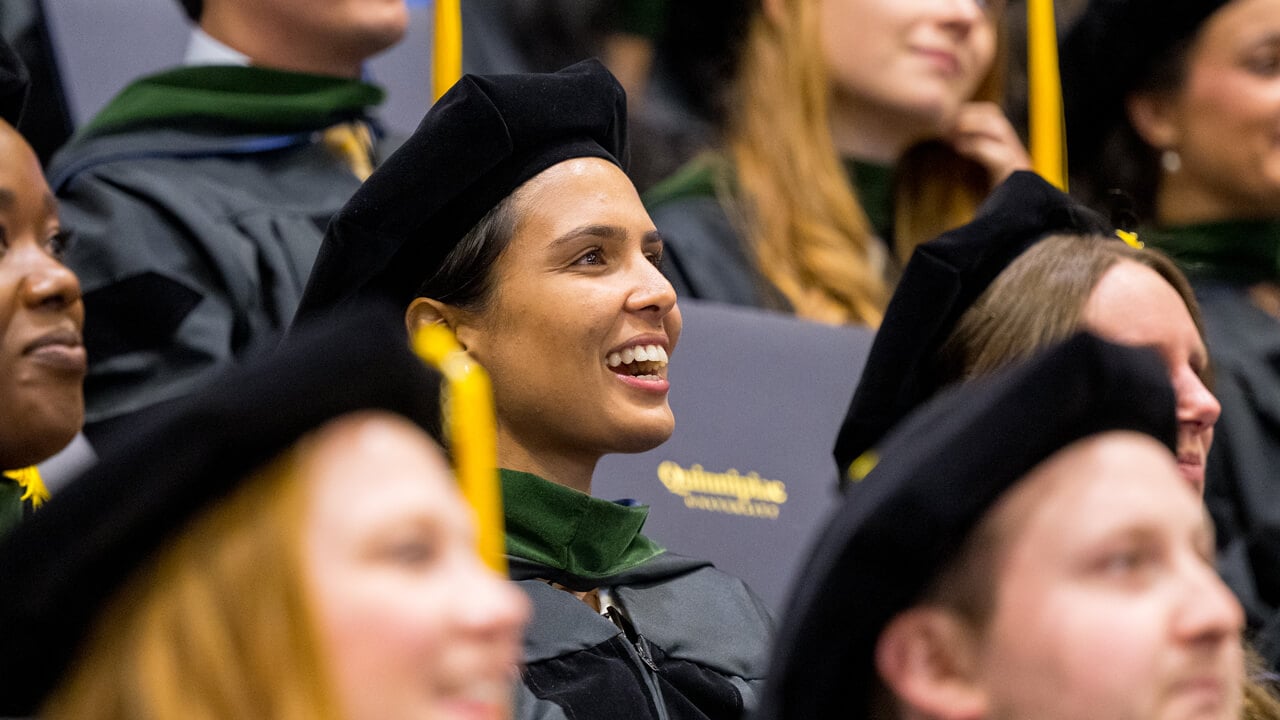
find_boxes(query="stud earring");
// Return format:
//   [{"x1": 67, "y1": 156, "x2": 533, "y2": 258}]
[{"x1": 1161, "y1": 149, "x2": 1182, "y2": 174}]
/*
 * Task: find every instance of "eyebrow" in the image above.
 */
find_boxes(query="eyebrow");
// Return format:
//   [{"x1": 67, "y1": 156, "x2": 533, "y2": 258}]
[
  {"x1": 0, "y1": 189, "x2": 57, "y2": 216},
  {"x1": 547, "y1": 224, "x2": 664, "y2": 249}
]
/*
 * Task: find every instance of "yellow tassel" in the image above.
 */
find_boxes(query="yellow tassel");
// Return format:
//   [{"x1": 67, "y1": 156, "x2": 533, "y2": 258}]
[
  {"x1": 412, "y1": 324, "x2": 506, "y2": 574},
  {"x1": 433, "y1": 0, "x2": 463, "y2": 102},
  {"x1": 847, "y1": 451, "x2": 880, "y2": 483},
  {"x1": 3, "y1": 466, "x2": 49, "y2": 510},
  {"x1": 1116, "y1": 229, "x2": 1144, "y2": 249},
  {"x1": 1028, "y1": 0, "x2": 1068, "y2": 191}
]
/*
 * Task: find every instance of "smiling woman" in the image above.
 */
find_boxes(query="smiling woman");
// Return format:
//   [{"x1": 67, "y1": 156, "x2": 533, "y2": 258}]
[
  {"x1": 643, "y1": 0, "x2": 1027, "y2": 324},
  {"x1": 409, "y1": 157, "x2": 682, "y2": 486},
  {"x1": 1063, "y1": 0, "x2": 1280, "y2": 646},
  {"x1": 295, "y1": 59, "x2": 771, "y2": 720},
  {"x1": 0, "y1": 39, "x2": 84, "y2": 534}
]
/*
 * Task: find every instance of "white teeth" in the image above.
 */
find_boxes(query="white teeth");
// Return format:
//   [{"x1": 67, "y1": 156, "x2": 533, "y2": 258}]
[{"x1": 606, "y1": 344, "x2": 670, "y2": 368}]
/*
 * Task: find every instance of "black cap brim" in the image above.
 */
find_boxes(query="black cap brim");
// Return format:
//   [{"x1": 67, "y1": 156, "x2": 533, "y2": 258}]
[
  {"x1": 295, "y1": 58, "x2": 628, "y2": 323},
  {"x1": 834, "y1": 171, "x2": 1112, "y2": 473},
  {"x1": 761, "y1": 333, "x2": 1177, "y2": 719},
  {"x1": 0, "y1": 302, "x2": 444, "y2": 715}
]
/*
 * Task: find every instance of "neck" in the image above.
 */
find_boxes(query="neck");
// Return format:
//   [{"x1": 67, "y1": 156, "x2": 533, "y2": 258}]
[
  {"x1": 1156, "y1": 172, "x2": 1278, "y2": 226},
  {"x1": 498, "y1": 435, "x2": 598, "y2": 495},
  {"x1": 200, "y1": 13, "x2": 362, "y2": 78}
]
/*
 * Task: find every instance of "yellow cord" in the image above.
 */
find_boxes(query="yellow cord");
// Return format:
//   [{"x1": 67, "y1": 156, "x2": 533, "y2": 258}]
[
  {"x1": 1028, "y1": 0, "x2": 1068, "y2": 190},
  {"x1": 432, "y1": 0, "x2": 463, "y2": 102},
  {"x1": 3, "y1": 466, "x2": 49, "y2": 509},
  {"x1": 846, "y1": 451, "x2": 880, "y2": 484},
  {"x1": 1116, "y1": 229, "x2": 1144, "y2": 249},
  {"x1": 412, "y1": 324, "x2": 506, "y2": 574}
]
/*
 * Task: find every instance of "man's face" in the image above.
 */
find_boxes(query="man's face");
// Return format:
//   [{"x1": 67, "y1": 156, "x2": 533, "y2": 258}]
[
  {"x1": 971, "y1": 432, "x2": 1244, "y2": 720},
  {"x1": 207, "y1": 0, "x2": 408, "y2": 76}
]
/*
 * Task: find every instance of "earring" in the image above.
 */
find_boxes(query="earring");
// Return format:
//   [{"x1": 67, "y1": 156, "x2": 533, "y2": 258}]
[{"x1": 1161, "y1": 149, "x2": 1182, "y2": 174}]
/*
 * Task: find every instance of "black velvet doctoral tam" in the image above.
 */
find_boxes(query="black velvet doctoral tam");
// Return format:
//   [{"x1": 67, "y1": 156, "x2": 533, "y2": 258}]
[
  {"x1": 759, "y1": 332, "x2": 1178, "y2": 720},
  {"x1": 0, "y1": 302, "x2": 445, "y2": 715},
  {"x1": 0, "y1": 34, "x2": 30, "y2": 127},
  {"x1": 295, "y1": 58, "x2": 629, "y2": 323},
  {"x1": 833, "y1": 171, "x2": 1111, "y2": 474}
]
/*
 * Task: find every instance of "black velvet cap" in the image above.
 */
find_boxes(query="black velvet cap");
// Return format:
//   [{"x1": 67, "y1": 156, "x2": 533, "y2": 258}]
[
  {"x1": 1062, "y1": 0, "x2": 1230, "y2": 164},
  {"x1": 833, "y1": 171, "x2": 1111, "y2": 474},
  {"x1": 294, "y1": 58, "x2": 628, "y2": 323},
  {"x1": 0, "y1": 302, "x2": 445, "y2": 715},
  {"x1": 0, "y1": 34, "x2": 30, "y2": 128},
  {"x1": 759, "y1": 332, "x2": 1178, "y2": 720},
  {"x1": 176, "y1": 0, "x2": 202, "y2": 21}
]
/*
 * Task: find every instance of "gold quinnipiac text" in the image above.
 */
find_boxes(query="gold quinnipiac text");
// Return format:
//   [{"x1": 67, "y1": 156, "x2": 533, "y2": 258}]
[{"x1": 656, "y1": 461, "x2": 787, "y2": 520}]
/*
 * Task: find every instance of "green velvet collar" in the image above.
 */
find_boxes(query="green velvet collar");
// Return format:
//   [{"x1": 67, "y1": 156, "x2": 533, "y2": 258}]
[
  {"x1": 81, "y1": 65, "x2": 385, "y2": 140},
  {"x1": 843, "y1": 158, "x2": 894, "y2": 241},
  {"x1": 1145, "y1": 219, "x2": 1280, "y2": 285},
  {"x1": 501, "y1": 469, "x2": 664, "y2": 580},
  {"x1": 0, "y1": 478, "x2": 22, "y2": 538},
  {"x1": 642, "y1": 152, "x2": 896, "y2": 244},
  {"x1": 641, "y1": 151, "x2": 731, "y2": 208}
]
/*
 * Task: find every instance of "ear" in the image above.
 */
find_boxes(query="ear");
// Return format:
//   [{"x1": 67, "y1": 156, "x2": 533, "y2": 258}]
[
  {"x1": 406, "y1": 297, "x2": 474, "y2": 350},
  {"x1": 875, "y1": 608, "x2": 988, "y2": 720},
  {"x1": 1126, "y1": 91, "x2": 1181, "y2": 150}
]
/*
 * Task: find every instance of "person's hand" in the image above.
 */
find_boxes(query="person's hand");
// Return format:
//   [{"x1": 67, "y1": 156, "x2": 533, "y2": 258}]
[{"x1": 947, "y1": 101, "x2": 1031, "y2": 187}]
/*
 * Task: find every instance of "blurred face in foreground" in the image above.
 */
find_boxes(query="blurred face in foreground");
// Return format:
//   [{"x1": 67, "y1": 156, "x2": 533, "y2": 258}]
[
  {"x1": 880, "y1": 431, "x2": 1244, "y2": 720},
  {"x1": 304, "y1": 413, "x2": 529, "y2": 720},
  {"x1": 981, "y1": 433, "x2": 1242, "y2": 720}
]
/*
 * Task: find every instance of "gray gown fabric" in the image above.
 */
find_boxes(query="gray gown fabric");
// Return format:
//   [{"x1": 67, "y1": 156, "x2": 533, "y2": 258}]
[
  {"x1": 47, "y1": 72, "x2": 394, "y2": 435},
  {"x1": 1194, "y1": 283, "x2": 1280, "y2": 629},
  {"x1": 509, "y1": 553, "x2": 773, "y2": 720}
]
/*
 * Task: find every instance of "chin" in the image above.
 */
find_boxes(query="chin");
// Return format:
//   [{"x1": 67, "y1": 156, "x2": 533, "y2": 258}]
[
  {"x1": 898, "y1": 94, "x2": 964, "y2": 136},
  {"x1": 0, "y1": 428, "x2": 76, "y2": 469},
  {"x1": 0, "y1": 398, "x2": 82, "y2": 468},
  {"x1": 348, "y1": 16, "x2": 409, "y2": 57},
  {"x1": 610, "y1": 417, "x2": 675, "y2": 455}
]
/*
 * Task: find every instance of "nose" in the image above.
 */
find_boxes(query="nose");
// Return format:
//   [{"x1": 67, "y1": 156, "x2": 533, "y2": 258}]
[
  {"x1": 455, "y1": 560, "x2": 531, "y2": 639},
  {"x1": 938, "y1": 0, "x2": 986, "y2": 27},
  {"x1": 18, "y1": 245, "x2": 81, "y2": 313},
  {"x1": 624, "y1": 253, "x2": 678, "y2": 321},
  {"x1": 1174, "y1": 367, "x2": 1221, "y2": 436},
  {"x1": 1172, "y1": 554, "x2": 1244, "y2": 648}
]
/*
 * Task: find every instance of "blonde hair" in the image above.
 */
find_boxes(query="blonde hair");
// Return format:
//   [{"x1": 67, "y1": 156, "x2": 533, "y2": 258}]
[
  {"x1": 42, "y1": 449, "x2": 341, "y2": 720},
  {"x1": 940, "y1": 234, "x2": 1206, "y2": 384},
  {"x1": 724, "y1": 0, "x2": 1006, "y2": 326}
]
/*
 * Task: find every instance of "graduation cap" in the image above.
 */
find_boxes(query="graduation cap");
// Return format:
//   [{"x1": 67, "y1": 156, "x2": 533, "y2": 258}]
[
  {"x1": 0, "y1": 33, "x2": 30, "y2": 128},
  {"x1": 0, "y1": 302, "x2": 446, "y2": 716},
  {"x1": 758, "y1": 332, "x2": 1178, "y2": 720},
  {"x1": 294, "y1": 58, "x2": 628, "y2": 323},
  {"x1": 175, "y1": 0, "x2": 202, "y2": 21},
  {"x1": 1061, "y1": 0, "x2": 1230, "y2": 167},
  {"x1": 833, "y1": 171, "x2": 1111, "y2": 474}
]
